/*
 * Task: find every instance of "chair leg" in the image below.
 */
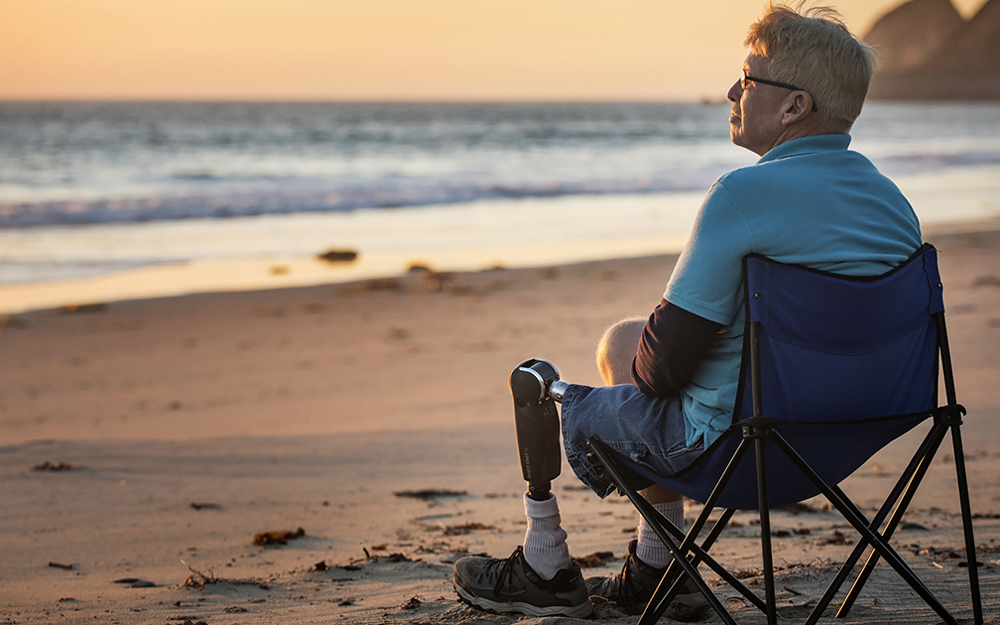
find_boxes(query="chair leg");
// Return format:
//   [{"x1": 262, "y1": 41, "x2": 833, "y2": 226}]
[
  {"x1": 585, "y1": 438, "x2": 740, "y2": 625},
  {"x1": 641, "y1": 501, "x2": 767, "y2": 615},
  {"x1": 647, "y1": 508, "x2": 739, "y2": 617},
  {"x1": 950, "y1": 423, "x2": 983, "y2": 625},
  {"x1": 771, "y1": 431, "x2": 960, "y2": 625},
  {"x1": 640, "y1": 437, "x2": 771, "y2": 623},
  {"x1": 630, "y1": 505, "x2": 734, "y2": 625},
  {"x1": 937, "y1": 309, "x2": 982, "y2": 623},
  {"x1": 805, "y1": 422, "x2": 949, "y2": 624},
  {"x1": 755, "y1": 438, "x2": 778, "y2": 625},
  {"x1": 833, "y1": 422, "x2": 950, "y2": 618},
  {"x1": 641, "y1": 499, "x2": 715, "y2": 624}
]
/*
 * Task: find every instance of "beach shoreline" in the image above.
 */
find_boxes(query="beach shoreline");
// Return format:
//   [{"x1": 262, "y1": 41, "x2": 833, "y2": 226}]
[
  {"x1": 2, "y1": 225, "x2": 999, "y2": 623},
  {"x1": 2, "y1": 212, "x2": 999, "y2": 318}
]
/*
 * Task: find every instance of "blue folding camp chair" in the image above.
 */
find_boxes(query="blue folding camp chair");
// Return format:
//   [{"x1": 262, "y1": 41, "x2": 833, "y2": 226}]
[{"x1": 581, "y1": 243, "x2": 982, "y2": 625}]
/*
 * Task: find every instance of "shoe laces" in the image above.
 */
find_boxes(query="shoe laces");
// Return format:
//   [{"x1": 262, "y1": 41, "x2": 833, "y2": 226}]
[
  {"x1": 490, "y1": 546, "x2": 525, "y2": 597},
  {"x1": 618, "y1": 549, "x2": 666, "y2": 611},
  {"x1": 616, "y1": 556, "x2": 642, "y2": 608}
]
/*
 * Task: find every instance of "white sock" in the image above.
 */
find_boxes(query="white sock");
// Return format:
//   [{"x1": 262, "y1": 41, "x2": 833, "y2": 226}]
[
  {"x1": 522, "y1": 492, "x2": 572, "y2": 581},
  {"x1": 635, "y1": 499, "x2": 684, "y2": 569}
]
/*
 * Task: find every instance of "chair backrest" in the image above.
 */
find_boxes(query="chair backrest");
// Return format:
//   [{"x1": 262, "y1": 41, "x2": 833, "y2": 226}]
[
  {"x1": 707, "y1": 243, "x2": 946, "y2": 508},
  {"x1": 736, "y1": 242, "x2": 944, "y2": 426},
  {"x1": 635, "y1": 244, "x2": 948, "y2": 509}
]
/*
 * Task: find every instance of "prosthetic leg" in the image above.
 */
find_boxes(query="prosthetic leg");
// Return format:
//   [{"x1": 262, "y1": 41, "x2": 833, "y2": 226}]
[{"x1": 510, "y1": 359, "x2": 570, "y2": 501}]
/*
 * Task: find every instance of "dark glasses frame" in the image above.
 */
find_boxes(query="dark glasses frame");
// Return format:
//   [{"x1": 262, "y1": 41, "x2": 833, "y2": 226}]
[{"x1": 741, "y1": 69, "x2": 819, "y2": 112}]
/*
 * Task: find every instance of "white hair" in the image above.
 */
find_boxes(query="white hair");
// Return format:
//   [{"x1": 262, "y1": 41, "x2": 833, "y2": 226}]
[{"x1": 746, "y1": 1, "x2": 878, "y2": 131}]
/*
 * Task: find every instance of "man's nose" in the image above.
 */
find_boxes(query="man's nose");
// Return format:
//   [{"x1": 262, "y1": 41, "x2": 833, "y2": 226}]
[{"x1": 727, "y1": 80, "x2": 742, "y2": 104}]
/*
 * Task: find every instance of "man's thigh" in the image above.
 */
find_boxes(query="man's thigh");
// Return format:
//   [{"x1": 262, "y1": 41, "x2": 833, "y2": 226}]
[{"x1": 559, "y1": 383, "x2": 702, "y2": 497}]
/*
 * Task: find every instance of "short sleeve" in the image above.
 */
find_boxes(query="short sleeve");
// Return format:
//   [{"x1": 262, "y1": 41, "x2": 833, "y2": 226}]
[{"x1": 665, "y1": 181, "x2": 754, "y2": 326}]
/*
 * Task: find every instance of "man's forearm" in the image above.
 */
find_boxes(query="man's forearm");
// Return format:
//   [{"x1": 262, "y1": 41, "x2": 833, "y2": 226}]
[{"x1": 631, "y1": 298, "x2": 722, "y2": 397}]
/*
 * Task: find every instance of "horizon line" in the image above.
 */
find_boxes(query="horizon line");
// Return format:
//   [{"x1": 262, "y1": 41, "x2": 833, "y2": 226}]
[{"x1": 0, "y1": 96, "x2": 731, "y2": 105}]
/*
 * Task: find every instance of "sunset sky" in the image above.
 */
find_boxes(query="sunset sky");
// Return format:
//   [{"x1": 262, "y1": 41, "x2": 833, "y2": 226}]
[{"x1": 0, "y1": 0, "x2": 988, "y2": 101}]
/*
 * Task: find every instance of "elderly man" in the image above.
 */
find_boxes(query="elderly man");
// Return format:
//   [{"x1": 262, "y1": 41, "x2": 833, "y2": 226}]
[{"x1": 453, "y1": 2, "x2": 922, "y2": 618}]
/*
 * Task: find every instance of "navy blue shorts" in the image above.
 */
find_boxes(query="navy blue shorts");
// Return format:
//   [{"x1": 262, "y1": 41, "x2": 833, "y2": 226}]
[{"x1": 561, "y1": 383, "x2": 704, "y2": 497}]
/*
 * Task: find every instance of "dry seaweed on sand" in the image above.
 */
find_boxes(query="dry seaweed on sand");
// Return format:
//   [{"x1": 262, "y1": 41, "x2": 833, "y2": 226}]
[
  {"x1": 0, "y1": 314, "x2": 27, "y2": 328},
  {"x1": 382, "y1": 553, "x2": 415, "y2": 563},
  {"x1": 114, "y1": 578, "x2": 155, "y2": 587},
  {"x1": 772, "y1": 526, "x2": 813, "y2": 537},
  {"x1": 181, "y1": 560, "x2": 270, "y2": 590},
  {"x1": 253, "y1": 527, "x2": 305, "y2": 546},
  {"x1": 399, "y1": 595, "x2": 447, "y2": 612},
  {"x1": 972, "y1": 275, "x2": 1000, "y2": 288},
  {"x1": 59, "y1": 303, "x2": 107, "y2": 314},
  {"x1": 818, "y1": 529, "x2": 850, "y2": 545},
  {"x1": 48, "y1": 562, "x2": 74, "y2": 570},
  {"x1": 394, "y1": 488, "x2": 468, "y2": 501},
  {"x1": 362, "y1": 548, "x2": 418, "y2": 563},
  {"x1": 189, "y1": 502, "x2": 222, "y2": 510},
  {"x1": 441, "y1": 522, "x2": 495, "y2": 536},
  {"x1": 349, "y1": 277, "x2": 404, "y2": 293},
  {"x1": 573, "y1": 551, "x2": 615, "y2": 568},
  {"x1": 731, "y1": 558, "x2": 837, "y2": 586},
  {"x1": 776, "y1": 502, "x2": 825, "y2": 515},
  {"x1": 33, "y1": 461, "x2": 73, "y2": 471},
  {"x1": 317, "y1": 249, "x2": 359, "y2": 263}
]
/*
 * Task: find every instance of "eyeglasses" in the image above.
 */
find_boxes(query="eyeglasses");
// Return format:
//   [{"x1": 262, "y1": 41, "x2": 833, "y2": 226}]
[{"x1": 741, "y1": 69, "x2": 818, "y2": 112}]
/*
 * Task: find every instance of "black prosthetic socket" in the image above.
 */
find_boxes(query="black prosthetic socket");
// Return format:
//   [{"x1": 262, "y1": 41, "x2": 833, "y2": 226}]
[{"x1": 510, "y1": 358, "x2": 563, "y2": 501}]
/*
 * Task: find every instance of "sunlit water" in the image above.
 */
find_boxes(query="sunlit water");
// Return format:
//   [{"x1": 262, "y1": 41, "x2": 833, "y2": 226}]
[{"x1": 1, "y1": 101, "x2": 998, "y2": 311}]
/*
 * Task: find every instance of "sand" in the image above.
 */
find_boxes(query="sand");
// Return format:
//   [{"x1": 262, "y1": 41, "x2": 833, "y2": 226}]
[{"x1": 1, "y1": 227, "x2": 999, "y2": 624}]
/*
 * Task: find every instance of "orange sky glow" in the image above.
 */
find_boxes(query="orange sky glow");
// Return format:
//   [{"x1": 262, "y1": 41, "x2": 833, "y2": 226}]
[{"x1": 0, "y1": 0, "x2": 989, "y2": 101}]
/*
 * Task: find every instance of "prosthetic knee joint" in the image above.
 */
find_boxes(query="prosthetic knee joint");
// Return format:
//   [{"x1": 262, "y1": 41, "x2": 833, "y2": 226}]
[{"x1": 510, "y1": 358, "x2": 570, "y2": 501}]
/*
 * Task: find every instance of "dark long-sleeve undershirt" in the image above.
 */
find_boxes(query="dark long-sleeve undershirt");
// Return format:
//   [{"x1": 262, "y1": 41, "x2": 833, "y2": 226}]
[{"x1": 631, "y1": 298, "x2": 724, "y2": 398}]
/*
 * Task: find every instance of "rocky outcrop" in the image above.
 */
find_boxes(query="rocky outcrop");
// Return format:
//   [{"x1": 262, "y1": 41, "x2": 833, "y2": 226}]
[
  {"x1": 865, "y1": 0, "x2": 1000, "y2": 100},
  {"x1": 864, "y1": 0, "x2": 964, "y2": 74}
]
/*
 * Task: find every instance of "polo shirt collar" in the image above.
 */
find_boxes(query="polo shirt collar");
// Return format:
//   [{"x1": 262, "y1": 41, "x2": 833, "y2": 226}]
[{"x1": 756, "y1": 133, "x2": 852, "y2": 164}]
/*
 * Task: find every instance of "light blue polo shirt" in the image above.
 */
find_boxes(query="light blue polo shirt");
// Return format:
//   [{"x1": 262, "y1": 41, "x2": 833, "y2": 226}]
[{"x1": 665, "y1": 133, "x2": 922, "y2": 448}]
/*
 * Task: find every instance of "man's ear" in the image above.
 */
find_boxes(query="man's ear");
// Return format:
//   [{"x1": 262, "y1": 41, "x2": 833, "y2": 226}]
[{"x1": 780, "y1": 92, "x2": 814, "y2": 125}]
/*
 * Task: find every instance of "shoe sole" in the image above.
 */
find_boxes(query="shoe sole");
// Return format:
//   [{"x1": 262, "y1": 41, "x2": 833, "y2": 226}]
[{"x1": 454, "y1": 582, "x2": 594, "y2": 618}]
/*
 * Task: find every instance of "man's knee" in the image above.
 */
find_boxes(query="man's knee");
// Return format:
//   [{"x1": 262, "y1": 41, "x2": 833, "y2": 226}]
[{"x1": 596, "y1": 317, "x2": 646, "y2": 386}]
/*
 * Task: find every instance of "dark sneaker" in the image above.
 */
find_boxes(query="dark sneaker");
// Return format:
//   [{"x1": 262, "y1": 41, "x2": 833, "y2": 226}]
[
  {"x1": 586, "y1": 539, "x2": 708, "y2": 620},
  {"x1": 453, "y1": 546, "x2": 593, "y2": 618},
  {"x1": 586, "y1": 539, "x2": 666, "y2": 615}
]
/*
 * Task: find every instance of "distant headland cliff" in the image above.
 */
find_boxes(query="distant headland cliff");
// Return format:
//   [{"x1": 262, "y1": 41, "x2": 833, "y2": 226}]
[{"x1": 864, "y1": 0, "x2": 1000, "y2": 100}]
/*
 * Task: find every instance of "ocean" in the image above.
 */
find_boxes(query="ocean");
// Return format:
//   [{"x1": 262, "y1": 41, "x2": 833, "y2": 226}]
[{"x1": 1, "y1": 101, "x2": 999, "y2": 309}]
